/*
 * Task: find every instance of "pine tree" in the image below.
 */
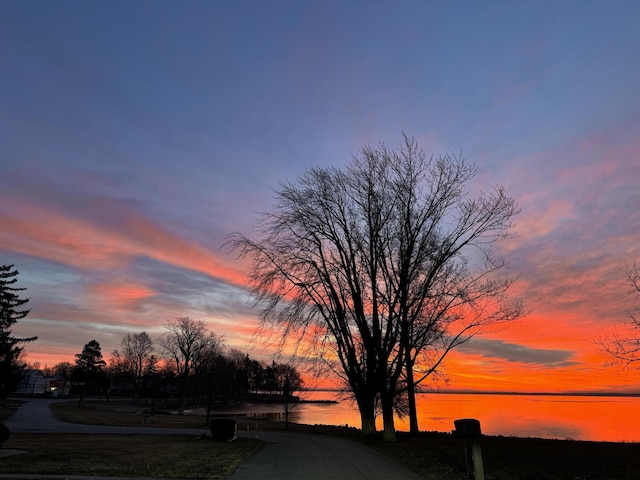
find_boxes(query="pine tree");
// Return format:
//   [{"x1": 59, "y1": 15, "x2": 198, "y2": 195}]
[
  {"x1": 0, "y1": 264, "x2": 37, "y2": 398},
  {"x1": 72, "y1": 339, "x2": 107, "y2": 406}
]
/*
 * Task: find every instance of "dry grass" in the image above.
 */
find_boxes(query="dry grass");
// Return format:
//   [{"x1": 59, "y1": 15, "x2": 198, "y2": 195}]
[
  {"x1": 361, "y1": 431, "x2": 640, "y2": 480},
  {"x1": 1, "y1": 433, "x2": 260, "y2": 479},
  {"x1": 0, "y1": 400, "x2": 22, "y2": 422},
  {"x1": 51, "y1": 400, "x2": 213, "y2": 429},
  {"x1": 0, "y1": 400, "x2": 261, "y2": 479}
]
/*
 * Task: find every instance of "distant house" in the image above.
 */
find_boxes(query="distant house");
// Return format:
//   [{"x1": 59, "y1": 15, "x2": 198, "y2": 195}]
[
  {"x1": 16, "y1": 369, "x2": 47, "y2": 396},
  {"x1": 46, "y1": 375, "x2": 70, "y2": 397}
]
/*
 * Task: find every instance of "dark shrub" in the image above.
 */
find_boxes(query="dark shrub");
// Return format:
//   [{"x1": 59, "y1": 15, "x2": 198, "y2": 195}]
[
  {"x1": 0, "y1": 422, "x2": 10, "y2": 445},
  {"x1": 209, "y1": 418, "x2": 236, "y2": 441}
]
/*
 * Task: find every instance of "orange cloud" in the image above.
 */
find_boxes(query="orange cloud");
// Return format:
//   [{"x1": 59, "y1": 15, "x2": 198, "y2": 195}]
[
  {"x1": 88, "y1": 281, "x2": 156, "y2": 309},
  {"x1": 512, "y1": 199, "x2": 575, "y2": 245},
  {"x1": 0, "y1": 193, "x2": 248, "y2": 287}
]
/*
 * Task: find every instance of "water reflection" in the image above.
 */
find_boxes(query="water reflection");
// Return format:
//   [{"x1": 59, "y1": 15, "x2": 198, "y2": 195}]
[
  {"x1": 415, "y1": 394, "x2": 640, "y2": 442},
  {"x1": 282, "y1": 392, "x2": 640, "y2": 442}
]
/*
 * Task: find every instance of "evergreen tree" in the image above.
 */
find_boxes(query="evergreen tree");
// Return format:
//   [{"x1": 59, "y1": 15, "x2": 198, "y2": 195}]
[
  {"x1": 72, "y1": 339, "x2": 107, "y2": 406},
  {"x1": 0, "y1": 264, "x2": 37, "y2": 398}
]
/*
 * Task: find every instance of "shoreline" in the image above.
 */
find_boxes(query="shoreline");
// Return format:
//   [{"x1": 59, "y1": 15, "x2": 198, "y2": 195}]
[
  {"x1": 11, "y1": 395, "x2": 640, "y2": 444},
  {"x1": 303, "y1": 388, "x2": 640, "y2": 398}
]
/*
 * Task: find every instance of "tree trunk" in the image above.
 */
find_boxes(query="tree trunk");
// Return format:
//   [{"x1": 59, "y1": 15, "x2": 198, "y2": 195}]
[
  {"x1": 406, "y1": 359, "x2": 420, "y2": 434},
  {"x1": 178, "y1": 376, "x2": 186, "y2": 407},
  {"x1": 78, "y1": 384, "x2": 86, "y2": 408},
  {"x1": 380, "y1": 392, "x2": 397, "y2": 442},
  {"x1": 355, "y1": 393, "x2": 377, "y2": 435},
  {"x1": 359, "y1": 409, "x2": 376, "y2": 435},
  {"x1": 132, "y1": 376, "x2": 139, "y2": 405},
  {"x1": 205, "y1": 386, "x2": 213, "y2": 426}
]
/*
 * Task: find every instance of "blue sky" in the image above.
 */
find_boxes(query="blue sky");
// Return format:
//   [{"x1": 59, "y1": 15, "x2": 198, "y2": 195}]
[{"x1": 2, "y1": 1, "x2": 639, "y2": 392}]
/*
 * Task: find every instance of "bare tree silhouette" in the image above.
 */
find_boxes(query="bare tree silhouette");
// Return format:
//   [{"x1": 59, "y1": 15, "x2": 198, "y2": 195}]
[{"x1": 600, "y1": 261, "x2": 640, "y2": 367}]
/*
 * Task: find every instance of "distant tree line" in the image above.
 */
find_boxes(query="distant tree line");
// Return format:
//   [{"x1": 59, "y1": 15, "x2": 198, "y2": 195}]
[{"x1": 38, "y1": 317, "x2": 303, "y2": 411}]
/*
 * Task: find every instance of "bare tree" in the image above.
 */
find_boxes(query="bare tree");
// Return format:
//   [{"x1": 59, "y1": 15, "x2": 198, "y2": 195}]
[
  {"x1": 367, "y1": 144, "x2": 523, "y2": 437},
  {"x1": 399, "y1": 266, "x2": 522, "y2": 433},
  {"x1": 230, "y1": 135, "x2": 521, "y2": 441},
  {"x1": 192, "y1": 338, "x2": 225, "y2": 423},
  {"x1": 158, "y1": 317, "x2": 222, "y2": 404},
  {"x1": 600, "y1": 261, "x2": 640, "y2": 367},
  {"x1": 279, "y1": 363, "x2": 304, "y2": 430},
  {"x1": 112, "y1": 332, "x2": 155, "y2": 403}
]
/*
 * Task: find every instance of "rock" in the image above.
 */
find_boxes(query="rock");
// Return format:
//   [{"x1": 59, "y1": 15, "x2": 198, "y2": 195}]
[{"x1": 0, "y1": 422, "x2": 10, "y2": 445}]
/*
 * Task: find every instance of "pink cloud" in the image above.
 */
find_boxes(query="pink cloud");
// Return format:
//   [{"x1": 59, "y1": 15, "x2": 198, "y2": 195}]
[{"x1": 0, "y1": 192, "x2": 249, "y2": 287}]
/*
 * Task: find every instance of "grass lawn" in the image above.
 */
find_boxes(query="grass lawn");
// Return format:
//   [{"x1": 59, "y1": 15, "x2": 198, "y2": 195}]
[
  {"x1": 1, "y1": 432, "x2": 259, "y2": 479},
  {"x1": 1, "y1": 400, "x2": 260, "y2": 479},
  {"x1": 2, "y1": 399, "x2": 639, "y2": 479},
  {"x1": 363, "y1": 431, "x2": 640, "y2": 480}
]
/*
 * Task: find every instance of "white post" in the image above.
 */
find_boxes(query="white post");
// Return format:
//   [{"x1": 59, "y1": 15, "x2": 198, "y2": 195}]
[{"x1": 470, "y1": 438, "x2": 484, "y2": 480}]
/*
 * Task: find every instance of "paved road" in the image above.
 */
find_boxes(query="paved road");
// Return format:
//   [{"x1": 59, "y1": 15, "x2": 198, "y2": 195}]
[
  {"x1": 4, "y1": 398, "x2": 207, "y2": 435},
  {"x1": 228, "y1": 429, "x2": 423, "y2": 480},
  {"x1": 4, "y1": 399, "x2": 423, "y2": 480}
]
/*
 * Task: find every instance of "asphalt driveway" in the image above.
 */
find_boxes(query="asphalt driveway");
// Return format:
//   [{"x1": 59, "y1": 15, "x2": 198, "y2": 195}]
[{"x1": 228, "y1": 429, "x2": 423, "y2": 480}]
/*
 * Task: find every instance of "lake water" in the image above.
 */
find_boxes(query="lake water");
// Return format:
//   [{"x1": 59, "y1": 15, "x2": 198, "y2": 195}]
[{"x1": 219, "y1": 391, "x2": 640, "y2": 443}]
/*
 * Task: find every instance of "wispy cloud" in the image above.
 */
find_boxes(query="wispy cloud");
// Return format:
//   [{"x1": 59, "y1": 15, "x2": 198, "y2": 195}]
[
  {"x1": 459, "y1": 338, "x2": 577, "y2": 367},
  {"x1": 0, "y1": 191, "x2": 247, "y2": 286}
]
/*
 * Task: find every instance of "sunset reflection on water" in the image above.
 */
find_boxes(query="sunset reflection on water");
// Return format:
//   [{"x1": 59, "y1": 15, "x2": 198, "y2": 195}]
[{"x1": 286, "y1": 392, "x2": 640, "y2": 443}]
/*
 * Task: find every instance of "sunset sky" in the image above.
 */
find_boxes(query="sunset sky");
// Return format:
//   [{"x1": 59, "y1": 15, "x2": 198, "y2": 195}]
[{"x1": 2, "y1": 1, "x2": 639, "y2": 393}]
